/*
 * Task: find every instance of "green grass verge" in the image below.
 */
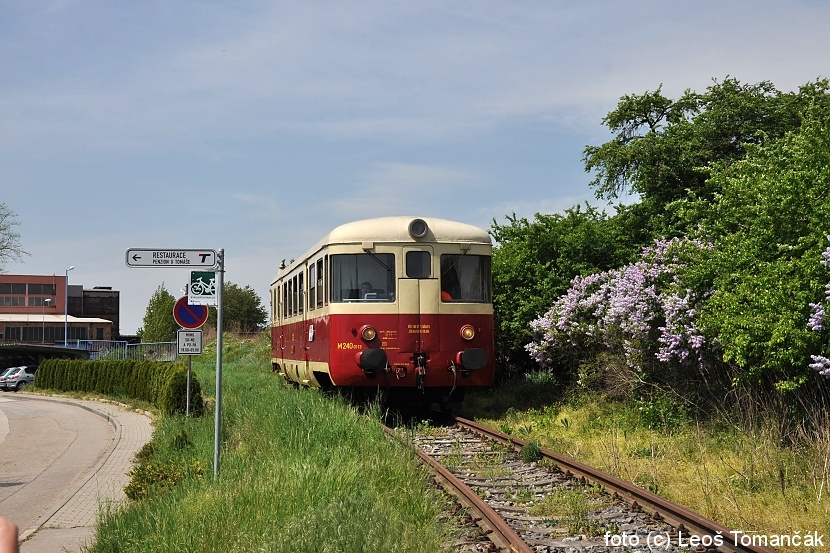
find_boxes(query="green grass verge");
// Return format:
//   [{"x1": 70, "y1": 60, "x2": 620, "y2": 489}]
[
  {"x1": 90, "y1": 335, "x2": 448, "y2": 553},
  {"x1": 91, "y1": 338, "x2": 830, "y2": 553}
]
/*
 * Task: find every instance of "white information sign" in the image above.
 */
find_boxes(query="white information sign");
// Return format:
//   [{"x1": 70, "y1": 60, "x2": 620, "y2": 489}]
[
  {"x1": 178, "y1": 330, "x2": 203, "y2": 355},
  {"x1": 126, "y1": 249, "x2": 217, "y2": 268}
]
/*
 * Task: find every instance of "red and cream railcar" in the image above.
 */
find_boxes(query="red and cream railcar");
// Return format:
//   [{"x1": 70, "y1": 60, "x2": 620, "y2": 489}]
[{"x1": 269, "y1": 216, "x2": 494, "y2": 408}]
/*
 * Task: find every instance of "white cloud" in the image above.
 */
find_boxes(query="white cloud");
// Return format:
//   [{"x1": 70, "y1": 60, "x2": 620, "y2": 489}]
[{"x1": 3, "y1": 0, "x2": 830, "y2": 332}]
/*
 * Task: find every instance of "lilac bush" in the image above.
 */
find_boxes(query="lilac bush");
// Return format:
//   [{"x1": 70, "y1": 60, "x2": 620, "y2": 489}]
[
  {"x1": 526, "y1": 237, "x2": 713, "y2": 379},
  {"x1": 808, "y1": 236, "x2": 830, "y2": 378}
]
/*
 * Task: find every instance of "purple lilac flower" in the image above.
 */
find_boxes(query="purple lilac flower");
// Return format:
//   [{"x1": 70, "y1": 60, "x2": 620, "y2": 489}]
[
  {"x1": 526, "y1": 237, "x2": 713, "y2": 375},
  {"x1": 804, "y1": 237, "x2": 830, "y2": 379},
  {"x1": 808, "y1": 303, "x2": 825, "y2": 332},
  {"x1": 821, "y1": 236, "x2": 830, "y2": 268},
  {"x1": 809, "y1": 355, "x2": 830, "y2": 377}
]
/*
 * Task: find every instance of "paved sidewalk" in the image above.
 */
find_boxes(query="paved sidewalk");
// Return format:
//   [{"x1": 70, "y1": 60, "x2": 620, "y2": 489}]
[{"x1": 17, "y1": 396, "x2": 154, "y2": 553}]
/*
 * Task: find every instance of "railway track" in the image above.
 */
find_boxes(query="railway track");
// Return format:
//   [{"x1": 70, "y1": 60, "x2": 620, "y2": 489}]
[{"x1": 387, "y1": 416, "x2": 779, "y2": 553}]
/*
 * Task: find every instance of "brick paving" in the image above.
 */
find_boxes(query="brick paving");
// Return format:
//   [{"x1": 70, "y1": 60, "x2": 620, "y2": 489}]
[{"x1": 18, "y1": 397, "x2": 154, "y2": 553}]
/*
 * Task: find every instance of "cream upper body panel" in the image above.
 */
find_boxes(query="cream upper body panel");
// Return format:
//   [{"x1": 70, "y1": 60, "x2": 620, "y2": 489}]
[{"x1": 271, "y1": 216, "x2": 491, "y2": 286}]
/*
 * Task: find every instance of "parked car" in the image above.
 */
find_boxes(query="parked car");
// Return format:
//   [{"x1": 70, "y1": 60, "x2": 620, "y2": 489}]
[
  {"x1": 1, "y1": 366, "x2": 37, "y2": 391},
  {"x1": 0, "y1": 367, "x2": 18, "y2": 391}
]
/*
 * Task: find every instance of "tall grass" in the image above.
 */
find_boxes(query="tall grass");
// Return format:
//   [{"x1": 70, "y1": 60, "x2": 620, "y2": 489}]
[
  {"x1": 90, "y1": 334, "x2": 448, "y2": 553},
  {"x1": 463, "y1": 371, "x2": 830, "y2": 553}
]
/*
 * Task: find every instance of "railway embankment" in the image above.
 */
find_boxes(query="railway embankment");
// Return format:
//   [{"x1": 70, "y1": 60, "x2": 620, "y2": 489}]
[
  {"x1": 460, "y1": 371, "x2": 830, "y2": 553},
  {"x1": 78, "y1": 335, "x2": 828, "y2": 552}
]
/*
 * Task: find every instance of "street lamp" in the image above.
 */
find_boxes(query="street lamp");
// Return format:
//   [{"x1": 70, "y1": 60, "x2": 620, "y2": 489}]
[
  {"x1": 43, "y1": 298, "x2": 52, "y2": 343},
  {"x1": 64, "y1": 266, "x2": 74, "y2": 347}
]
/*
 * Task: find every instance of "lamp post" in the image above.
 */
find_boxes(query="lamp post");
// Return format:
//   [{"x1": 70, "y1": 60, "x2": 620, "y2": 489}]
[
  {"x1": 64, "y1": 266, "x2": 74, "y2": 347},
  {"x1": 43, "y1": 298, "x2": 52, "y2": 343}
]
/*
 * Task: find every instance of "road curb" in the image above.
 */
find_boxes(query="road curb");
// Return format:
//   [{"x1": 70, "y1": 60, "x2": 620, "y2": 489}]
[{"x1": 11, "y1": 393, "x2": 147, "y2": 544}]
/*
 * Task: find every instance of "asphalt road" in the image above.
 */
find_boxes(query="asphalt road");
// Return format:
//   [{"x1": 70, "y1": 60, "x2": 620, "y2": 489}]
[{"x1": 0, "y1": 394, "x2": 114, "y2": 537}]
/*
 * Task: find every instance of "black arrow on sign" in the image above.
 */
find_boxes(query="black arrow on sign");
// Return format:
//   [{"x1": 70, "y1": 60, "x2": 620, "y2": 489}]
[{"x1": 131, "y1": 254, "x2": 142, "y2": 262}]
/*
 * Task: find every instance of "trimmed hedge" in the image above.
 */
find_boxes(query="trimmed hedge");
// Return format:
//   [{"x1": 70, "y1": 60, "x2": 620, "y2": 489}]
[{"x1": 35, "y1": 359, "x2": 203, "y2": 416}]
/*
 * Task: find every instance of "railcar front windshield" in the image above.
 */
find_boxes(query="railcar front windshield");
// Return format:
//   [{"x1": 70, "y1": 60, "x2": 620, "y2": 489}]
[
  {"x1": 331, "y1": 253, "x2": 396, "y2": 302},
  {"x1": 440, "y1": 254, "x2": 491, "y2": 303}
]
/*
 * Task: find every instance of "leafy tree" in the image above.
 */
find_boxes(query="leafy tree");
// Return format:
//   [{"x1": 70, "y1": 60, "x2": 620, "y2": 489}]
[
  {"x1": 682, "y1": 111, "x2": 830, "y2": 392},
  {"x1": 138, "y1": 283, "x2": 178, "y2": 342},
  {"x1": 520, "y1": 77, "x2": 830, "y2": 404},
  {"x1": 583, "y1": 77, "x2": 830, "y2": 238},
  {"x1": 206, "y1": 281, "x2": 268, "y2": 333},
  {"x1": 0, "y1": 203, "x2": 28, "y2": 271},
  {"x1": 491, "y1": 204, "x2": 638, "y2": 377}
]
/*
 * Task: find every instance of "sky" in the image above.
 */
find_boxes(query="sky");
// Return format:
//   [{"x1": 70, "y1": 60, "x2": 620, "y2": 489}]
[{"x1": 2, "y1": 0, "x2": 828, "y2": 335}]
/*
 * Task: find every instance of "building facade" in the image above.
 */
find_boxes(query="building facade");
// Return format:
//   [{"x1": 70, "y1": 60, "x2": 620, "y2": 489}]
[{"x1": 0, "y1": 274, "x2": 119, "y2": 343}]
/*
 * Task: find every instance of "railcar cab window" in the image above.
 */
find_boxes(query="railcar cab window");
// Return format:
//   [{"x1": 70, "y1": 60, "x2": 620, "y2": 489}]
[
  {"x1": 440, "y1": 254, "x2": 491, "y2": 303},
  {"x1": 331, "y1": 253, "x2": 395, "y2": 302},
  {"x1": 405, "y1": 251, "x2": 431, "y2": 278}
]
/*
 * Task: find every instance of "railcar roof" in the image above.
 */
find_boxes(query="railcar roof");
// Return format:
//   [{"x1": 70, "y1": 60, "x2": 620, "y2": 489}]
[
  {"x1": 272, "y1": 216, "x2": 491, "y2": 283},
  {"x1": 328, "y1": 216, "x2": 489, "y2": 244}
]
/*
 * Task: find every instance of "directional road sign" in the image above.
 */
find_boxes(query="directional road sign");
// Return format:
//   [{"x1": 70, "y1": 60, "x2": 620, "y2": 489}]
[
  {"x1": 173, "y1": 296, "x2": 209, "y2": 329},
  {"x1": 126, "y1": 248, "x2": 217, "y2": 268}
]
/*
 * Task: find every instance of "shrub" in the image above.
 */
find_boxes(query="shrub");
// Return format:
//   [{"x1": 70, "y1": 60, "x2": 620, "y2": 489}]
[
  {"x1": 34, "y1": 359, "x2": 202, "y2": 415},
  {"x1": 124, "y1": 459, "x2": 206, "y2": 501},
  {"x1": 526, "y1": 237, "x2": 714, "y2": 398},
  {"x1": 158, "y1": 364, "x2": 204, "y2": 416},
  {"x1": 520, "y1": 440, "x2": 543, "y2": 462}
]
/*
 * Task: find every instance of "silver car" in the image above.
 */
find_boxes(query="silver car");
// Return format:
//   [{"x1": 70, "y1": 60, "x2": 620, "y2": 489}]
[
  {"x1": 0, "y1": 367, "x2": 18, "y2": 391},
  {"x1": 1, "y1": 366, "x2": 37, "y2": 391}
]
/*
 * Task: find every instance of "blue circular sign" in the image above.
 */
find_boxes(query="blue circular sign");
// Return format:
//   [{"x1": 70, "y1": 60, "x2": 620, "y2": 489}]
[{"x1": 173, "y1": 296, "x2": 209, "y2": 329}]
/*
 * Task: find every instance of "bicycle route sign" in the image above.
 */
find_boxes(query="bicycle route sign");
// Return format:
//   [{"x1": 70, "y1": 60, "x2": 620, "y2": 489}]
[
  {"x1": 125, "y1": 248, "x2": 217, "y2": 268},
  {"x1": 173, "y1": 296, "x2": 209, "y2": 329},
  {"x1": 189, "y1": 271, "x2": 217, "y2": 306}
]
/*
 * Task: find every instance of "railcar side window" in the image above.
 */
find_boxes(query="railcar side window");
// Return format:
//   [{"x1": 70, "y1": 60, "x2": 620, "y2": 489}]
[
  {"x1": 316, "y1": 258, "x2": 324, "y2": 308},
  {"x1": 291, "y1": 275, "x2": 296, "y2": 313},
  {"x1": 406, "y1": 251, "x2": 431, "y2": 278},
  {"x1": 272, "y1": 288, "x2": 277, "y2": 319},
  {"x1": 298, "y1": 272, "x2": 304, "y2": 314},
  {"x1": 283, "y1": 283, "x2": 288, "y2": 318},
  {"x1": 440, "y1": 254, "x2": 491, "y2": 303},
  {"x1": 308, "y1": 264, "x2": 316, "y2": 311},
  {"x1": 331, "y1": 253, "x2": 396, "y2": 302},
  {"x1": 293, "y1": 275, "x2": 300, "y2": 315}
]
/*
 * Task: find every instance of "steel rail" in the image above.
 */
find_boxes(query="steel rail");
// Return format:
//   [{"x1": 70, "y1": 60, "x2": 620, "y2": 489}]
[
  {"x1": 455, "y1": 416, "x2": 779, "y2": 553},
  {"x1": 383, "y1": 425, "x2": 531, "y2": 553}
]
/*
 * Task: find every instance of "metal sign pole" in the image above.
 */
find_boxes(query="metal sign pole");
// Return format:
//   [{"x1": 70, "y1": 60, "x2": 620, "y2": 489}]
[
  {"x1": 186, "y1": 355, "x2": 192, "y2": 416},
  {"x1": 124, "y1": 246, "x2": 220, "y2": 475},
  {"x1": 213, "y1": 248, "x2": 224, "y2": 480}
]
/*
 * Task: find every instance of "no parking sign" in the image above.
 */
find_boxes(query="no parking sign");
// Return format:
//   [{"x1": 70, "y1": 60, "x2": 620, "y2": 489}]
[{"x1": 173, "y1": 296, "x2": 209, "y2": 329}]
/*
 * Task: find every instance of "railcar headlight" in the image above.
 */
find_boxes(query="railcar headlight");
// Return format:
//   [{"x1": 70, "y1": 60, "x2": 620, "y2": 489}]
[
  {"x1": 460, "y1": 324, "x2": 475, "y2": 341},
  {"x1": 360, "y1": 325, "x2": 377, "y2": 341}
]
